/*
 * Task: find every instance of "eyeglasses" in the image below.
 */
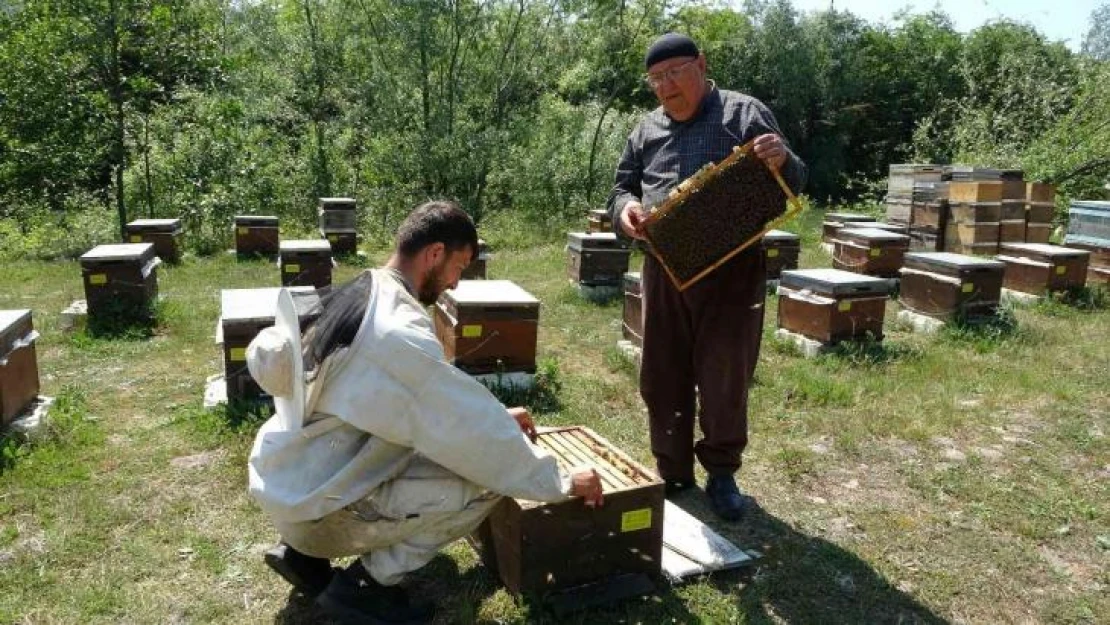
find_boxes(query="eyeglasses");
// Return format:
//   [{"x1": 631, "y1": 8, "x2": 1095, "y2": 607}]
[{"x1": 643, "y1": 59, "x2": 698, "y2": 89}]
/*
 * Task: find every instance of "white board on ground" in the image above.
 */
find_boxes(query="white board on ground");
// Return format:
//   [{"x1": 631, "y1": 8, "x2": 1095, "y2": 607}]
[{"x1": 661, "y1": 500, "x2": 755, "y2": 581}]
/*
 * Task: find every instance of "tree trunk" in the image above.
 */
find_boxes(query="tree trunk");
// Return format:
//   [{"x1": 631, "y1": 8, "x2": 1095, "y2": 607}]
[{"x1": 109, "y1": 0, "x2": 127, "y2": 239}]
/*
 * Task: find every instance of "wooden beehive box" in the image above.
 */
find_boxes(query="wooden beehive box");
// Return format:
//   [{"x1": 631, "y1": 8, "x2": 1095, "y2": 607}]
[
  {"x1": 899, "y1": 253, "x2": 1005, "y2": 322},
  {"x1": 218, "y1": 288, "x2": 319, "y2": 403},
  {"x1": 472, "y1": 426, "x2": 664, "y2": 597},
  {"x1": 999, "y1": 170, "x2": 1026, "y2": 201},
  {"x1": 1027, "y1": 182, "x2": 1056, "y2": 204},
  {"x1": 949, "y1": 181, "x2": 1003, "y2": 203},
  {"x1": 566, "y1": 232, "x2": 631, "y2": 286},
  {"x1": 235, "y1": 215, "x2": 280, "y2": 257},
  {"x1": 888, "y1": 164, "x2": 946, "y2": 195},
  {"x1": 945, "y1": 220, "x2": 999, "y2": 256},
  {"x1": 910, "y1": 201, "x2": 948, "y2": 232},
  {"x1": 125, "y1": 218, "x2": 183, "y2": 264},
  {"x1": 1062, "y1": 238, "x2": 1110, "y2": 269},
  {"x1": 318, "y1": 197, "x2": 357, "y2": 228},
  {"x1": 1025, "y1": 222, "x2": 1052, "y2": 244},
  {"x1": 320, "y1": 229, "x2": 358, "y2": 256},
  {"x1": 997, "y1": 243, "x2": 1090, "y2": 294},
  {"x1": 885, "y1": 197, "x2": 912, "y2": 225},
  {"x1": 587, "y1": 209, "x2": 612, "y2": 234},
  {"x1": 460, "y1": 238, "x2": 489, "y2": 280},
  {"x1": 832, "y1": 227, "x2": 910, "y2": 278},
  {"x1": 622, "y1": 272, "x2": 642, "y2": 347},
  {"x1": 0, "y1": 309, "x2": 39, "y2": 426},
  {"x1": 434, "y1": 280, "x2": 539, "y2": 374},
  {"x1": 640, "y1": 142, "x2": 801, "y2": 290},
  {"x1": 1027, "y1": 203, "x2": 1055, "y2": 224},
  {"x1": 762, "y1": 230, "x2": 800, "y2": 279},
  {"x1": 909, "y1": 229, "x2": 943, "y2": 252},
  {"x1": 279, "y1": 240, "x2": 333, "y2": 289},
  {"x1": 777, "y1": 269, "x2": 892, "y2": 343},
  {"x1": 949, "y1": 202, "x2": 1001, "y2": 224},
  {"x1": 999, "y1": 220, "x2": 1026, "y2": 243},
  {"x1": 821, "y1": 212, "x2": 873, "y2": 243},
  {"x1": 1089, "y1": 265, "x2": 1110, "y2": 286},
  {"x1": 80, "y1": 243, "x2": 160, "y2": 323}
]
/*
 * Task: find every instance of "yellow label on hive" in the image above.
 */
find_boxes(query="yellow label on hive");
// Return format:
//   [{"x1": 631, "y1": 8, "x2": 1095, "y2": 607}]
[
  {"x1": 838, "y1": 300, "x2": 852, "y2": 312},
  {"x1": 238, "y1": 227, "x2": 248, "y2": 235},
  {"x1": 461, "y1": 324, "x2": 482, "y2": 338},
  {"x1": 129, "y1": 235, "x2": 142, "y2": 243},
  {"x1": 89, "y1": 274, "x2": 107, "y2": 285},
  {"x1": 229, "y1": 347, "x2": 246, "y2": 362},
  {"x1": 767, "y1": 248, "x2": 780, "y2": 258},
  {"x1": 869, "y1": 248, "x2": 881, "y2": 258},
  {"x1": 285, "y1": 263, "x2": 300, "y2": 273},
  {"x1": 621, "y1": 508, "x2": 652, "y2": 532},
  {"x1": 1055, "y1": 265, "x2": 1066, "y2": 275},
  {"x1": 962, "y1": 283, "x2": 974, "y2": 293}
]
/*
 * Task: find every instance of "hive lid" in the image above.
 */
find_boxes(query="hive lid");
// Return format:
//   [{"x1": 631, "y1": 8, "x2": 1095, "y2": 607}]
[
  {"x1": 838, "y1": 227, "x2": 911, "y2": 242},
  {"x1": 763, "y1": 229, "x2": 799, "y2": 242},
  {"x1": 0, "y1": 309, "x2": 32, "y2": 339},
  {"x1": 999, "y1": 243, "x2": 1090, "y2": 258},
  {"x1": 779, "y1": 268, "x2": 892, "y2": 296},
  {"x1": 235, "y1": 215, "x2": 280, "y2": 225},
  {"x1": 80, "y1": 243, "x2": 155, "y2": 262},
  {"x1": 318, "y1": 197, "x2": 356, "y2": 211},
  {"x1": 889, "y1": 164, "x2": 945, "y2": 174},
  {"x1": 588, "y1": 209, "x2": 609, "y2": 219},
  {"x1": 127, "y1": 218, "x2": 182, "y2": 229},
  {"x1": 1062, "y1": 234, "x2": 1110, "y2": 249},
  {"x1": 904, "y1": 252, "x2": 1005, "y2": 271},
  {"x1": 219, "y1": 287, "x2": 320, "y2": 326},
  {"x1": 824, "y1": 212, "x2": 872, "y2": 222},
  {"x1": 280, "y1": 239, "x2": 333, "y2": 253},
  {"x1": 1069, "y1": 200, "x2": 1110, "y2": 211},
  {"x1": 440, "y1": 280, "x2": 539, "y2": 307},
  {"x1": 567, "y1": 231, "x2": 626, "y2": 250}
]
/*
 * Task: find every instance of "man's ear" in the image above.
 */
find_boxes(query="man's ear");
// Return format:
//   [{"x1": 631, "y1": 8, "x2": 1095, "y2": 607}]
[{"x1": 423, "y1": 241, "x2": 446, "y2": 267}]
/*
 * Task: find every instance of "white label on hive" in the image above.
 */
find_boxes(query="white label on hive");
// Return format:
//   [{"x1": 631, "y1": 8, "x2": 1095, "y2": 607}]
[
  {"x1": 285, "y1": 264, "x2": 300, "y2": 273},
  {"x1": 238, "y1": 227, "x2": 248, "y2": 235},
  {"x1": 767, "y1": 248, "x2": 780, "y2": 258},
  {"x1": 621, "y1": 508, "x2": 652, "y2": 532},
  {"x1": 130, "y1": 235, "x2": 142, "y2": 243},
  {"x1": 89, "y1": 274, "x2": 107, "y2": 285},
  {"x1": 838, "y1": 300, "x2": 852, "y2": 312},
  {"x1": 1055, "y1": 265, "x2": 1066, "y2": 275},
  {"x1": 462, "y1": 324, "x2": 482, "y2": 338},
  {"x1": 229, "y1": 347, "x2": 246, "y2": 362},
  {"x1": 962, "y1": 283, "x2": 974, "y2": 293},
  {"x1": 869, "y1": 248, "x2": 881, "y2": 258}
]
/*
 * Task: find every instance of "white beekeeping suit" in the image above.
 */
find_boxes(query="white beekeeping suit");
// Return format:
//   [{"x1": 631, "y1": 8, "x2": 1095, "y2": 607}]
[{"x1": 245, "y1": 270, "x2": 572, "y2": 584}]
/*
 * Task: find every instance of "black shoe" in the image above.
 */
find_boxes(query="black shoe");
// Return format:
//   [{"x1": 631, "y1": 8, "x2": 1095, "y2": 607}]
[
  {"x1": 315, "y1": 564, "x2": 435, "y2": 625},
  {"x1": 663, "y1": 477, "x2": 695, "y2": 498},
  {"x1": 705, "y1": 474, "x2": 747, "y2": 522},
  {"x1": 263, "y1": 542, "x2": 334, "y2": 597}
]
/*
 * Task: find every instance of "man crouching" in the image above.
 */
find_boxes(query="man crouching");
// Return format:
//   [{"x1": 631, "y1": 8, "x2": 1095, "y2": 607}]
[{"x1": 246, "y1": 200, "x2": 603, "y2": 624}]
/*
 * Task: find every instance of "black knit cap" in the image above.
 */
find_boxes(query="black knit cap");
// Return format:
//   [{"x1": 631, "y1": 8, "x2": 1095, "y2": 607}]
[{"x1": 645, "y1": 33, "x2": 700, "y2": 69}]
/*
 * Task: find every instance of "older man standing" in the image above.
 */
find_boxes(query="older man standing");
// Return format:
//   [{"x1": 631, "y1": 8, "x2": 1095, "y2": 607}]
[{"x1": 607, "y1": 33, "x2": 806, "y2": 521}]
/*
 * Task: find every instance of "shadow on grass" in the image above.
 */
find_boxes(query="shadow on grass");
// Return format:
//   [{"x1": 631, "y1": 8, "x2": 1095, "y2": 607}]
[
  {"x1": 817, "y1": 334, "x2": 925, "y2": 368},
  {"x1": 669, "y1": 496, "x2": 948, "y2": 625},
  {"x1": 480, "y1": 358, "x2": 564, "y2": 415},
  {"x1": 1032, "y1": 285, "x2": 1109, "y2": 316},
  {"x1": 937, "y1": 307, "x2": 1031, "y2": 353}
]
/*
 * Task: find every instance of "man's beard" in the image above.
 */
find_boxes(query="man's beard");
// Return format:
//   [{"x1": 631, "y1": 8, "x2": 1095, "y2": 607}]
[{"x1": 418, "y1": 265, "x2": 445, "y2": 306}]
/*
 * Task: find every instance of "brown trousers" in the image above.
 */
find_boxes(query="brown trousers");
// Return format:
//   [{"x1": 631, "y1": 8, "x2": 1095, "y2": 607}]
[{"x1": 640, "y1": 247, "x2": 765, "y2": 479}]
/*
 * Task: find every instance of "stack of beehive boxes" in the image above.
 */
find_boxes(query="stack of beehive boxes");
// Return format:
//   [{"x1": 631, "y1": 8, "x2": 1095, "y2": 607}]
[
  {"x1": 945, "y1": 179, "x2": 1002, "y2": 256},
  {"x1": 1025, "y1": 183, "x2": 1055, "y2": 244},
  {"x1": 998, "y1": 170, "x2": 1027, "y2": 245},
  {"x1": 885, "y1": 164, "x2": 948, "y2": 252}
]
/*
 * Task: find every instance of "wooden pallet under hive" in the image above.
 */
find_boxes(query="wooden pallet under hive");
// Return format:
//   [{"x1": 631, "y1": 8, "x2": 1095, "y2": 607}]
[
  {"x1": 640, "y1": 141, "x2": 802, "y2": 291},
  {"x1": 472, "y1": 426, "x2": 664, "y2": 598}
]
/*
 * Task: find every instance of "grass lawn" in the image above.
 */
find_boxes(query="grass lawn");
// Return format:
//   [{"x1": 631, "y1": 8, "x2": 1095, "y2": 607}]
[{"x1": 1, "y1": 210, "x2": 1107, "y2": 624}]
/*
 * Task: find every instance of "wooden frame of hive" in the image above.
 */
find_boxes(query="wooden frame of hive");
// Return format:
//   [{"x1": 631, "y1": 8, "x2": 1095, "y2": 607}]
[{"x1": 639, "y1": 140, "x2": 804, "y2": 291}]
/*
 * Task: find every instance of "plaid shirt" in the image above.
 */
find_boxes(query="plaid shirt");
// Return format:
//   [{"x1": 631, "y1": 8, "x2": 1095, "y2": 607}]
[{"x1": 606, "y1": 84, "x2": 807, "y2": 230}]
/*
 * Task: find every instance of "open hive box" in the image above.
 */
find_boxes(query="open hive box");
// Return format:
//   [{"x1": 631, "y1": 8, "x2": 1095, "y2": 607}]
[
  {"x1": 472, "y1": 426, "x2": 664, "y2": 598},
  {"x1": 640, "y1": 141, "x2": 802, "y2": 291},
  {"x1": 622, "y1": 272, "x2": 642, "y2": 347}
]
